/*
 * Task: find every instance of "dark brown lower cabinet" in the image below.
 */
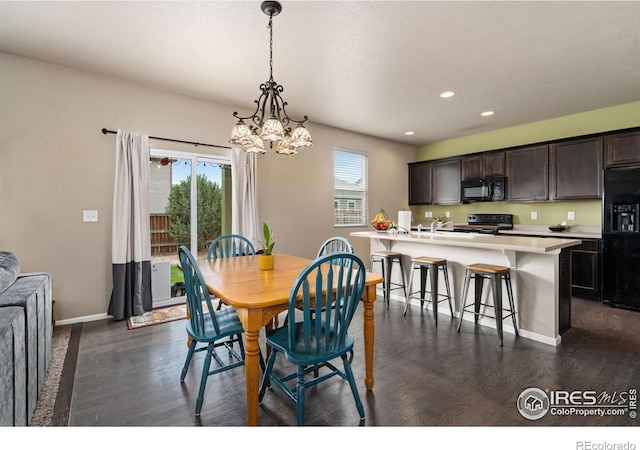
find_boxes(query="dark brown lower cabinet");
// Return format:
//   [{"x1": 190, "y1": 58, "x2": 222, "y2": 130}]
[
  {"x1": 559, "y1": 239, "x2": 602, "y2": 335},
  {"x1": 570, "y1": 239, "x2": 601, "y2": 301}
]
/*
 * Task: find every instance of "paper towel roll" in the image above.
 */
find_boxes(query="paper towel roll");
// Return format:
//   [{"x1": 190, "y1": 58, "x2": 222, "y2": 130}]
[{"x1": 398, "y1": 211, "x2": 412, "y2": 233}]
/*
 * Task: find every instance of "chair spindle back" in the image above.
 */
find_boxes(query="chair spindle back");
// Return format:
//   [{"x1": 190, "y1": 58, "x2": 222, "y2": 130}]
[
  {"x1": 316, "y1": 237, "x2": 353, "y2": 257},
  {"x1": 178, "y1": 246, "x2": 220, "y2": 336},
  {"x1": 208, "y1": 234, "x2": 256, "y2": 260},
  {"x1": 288, "y1": 253, "x2": 365, "y2": 355}
]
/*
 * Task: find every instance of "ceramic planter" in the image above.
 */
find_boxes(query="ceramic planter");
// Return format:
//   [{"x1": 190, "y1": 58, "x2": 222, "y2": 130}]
[{"x1": 259, "y1": 254, "x2": 274, "y2": 270}]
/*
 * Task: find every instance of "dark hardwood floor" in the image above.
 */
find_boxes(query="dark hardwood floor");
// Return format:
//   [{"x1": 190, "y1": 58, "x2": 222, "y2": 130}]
[{"x1": 67, "y1": 297, "x2": 640, "y2": 428}]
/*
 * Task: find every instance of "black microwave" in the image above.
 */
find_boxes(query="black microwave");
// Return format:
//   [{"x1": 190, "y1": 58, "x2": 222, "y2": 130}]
[{"x1": 461, "y1": 177, "x2": 506, "y2": 202}]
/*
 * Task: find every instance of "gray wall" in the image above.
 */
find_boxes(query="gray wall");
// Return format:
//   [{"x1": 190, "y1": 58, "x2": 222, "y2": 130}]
[{"x1": 0, "y1": 52, "x2": 415, "y2": 322}]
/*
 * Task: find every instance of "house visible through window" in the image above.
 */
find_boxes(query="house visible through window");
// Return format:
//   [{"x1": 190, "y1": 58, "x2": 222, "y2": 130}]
[{"x1": 334, "y1": 148, "x2": 368, "y2": 227}]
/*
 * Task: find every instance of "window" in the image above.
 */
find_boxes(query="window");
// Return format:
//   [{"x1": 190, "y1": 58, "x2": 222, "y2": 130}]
[{"x1": 334, "y1": 148, "x2": 368, "y2": 227}]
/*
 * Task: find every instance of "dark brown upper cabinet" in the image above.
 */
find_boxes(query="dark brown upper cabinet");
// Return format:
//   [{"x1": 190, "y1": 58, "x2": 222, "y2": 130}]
[
  {"x1": 484, "y1": 152, "x2": 506, "y2": 177},
  {"x1": 408, "y1": 161, "x2": 432, "y2": 205},
  {"x1": 462, "y1": 151, "x2": 505, "y2": 180},
  {"x1": 433, "y1": 158, "x2": 461, "y2": 205},
  {"x1": 550, "y1": 137, "x2": 603, "y2": 201},
  {"x1": 462, "y1": 155, "x2": 483, "y2": 179},
  {"x1": 507, "y1": 145, "x2": 549, "y2": 202},
  {"x1": 605, "y1": 129, "x2": 640, "y2": 167}
]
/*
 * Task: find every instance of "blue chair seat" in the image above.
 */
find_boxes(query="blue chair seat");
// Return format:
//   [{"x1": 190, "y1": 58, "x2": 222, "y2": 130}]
[
  {"x1": 266, "y1": 322, "x2": 355, "y2": 367},
  {"x1": 185, "y1": 307, "x2": 244, "y2": 344}
]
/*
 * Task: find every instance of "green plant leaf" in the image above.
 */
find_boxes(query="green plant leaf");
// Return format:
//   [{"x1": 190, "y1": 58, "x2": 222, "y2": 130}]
[{"x1": 261, "y1": 222, "x2": 276, "y2": 255}]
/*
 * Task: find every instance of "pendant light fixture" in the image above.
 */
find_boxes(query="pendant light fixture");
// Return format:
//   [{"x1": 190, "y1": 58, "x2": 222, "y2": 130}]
[{"x1": 229, "y1": 1, "x2": 313, "y2": 154}]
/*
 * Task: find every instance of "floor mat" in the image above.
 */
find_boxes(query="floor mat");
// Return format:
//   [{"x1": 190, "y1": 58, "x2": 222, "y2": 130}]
[{"x1": 126, "y1": 303, "x2": 187, "y2": 329}]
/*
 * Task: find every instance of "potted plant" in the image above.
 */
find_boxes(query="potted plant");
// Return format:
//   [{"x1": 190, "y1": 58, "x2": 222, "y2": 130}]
[{"x1": 259, "y1": 222, "x2": 276, "y2": 270}]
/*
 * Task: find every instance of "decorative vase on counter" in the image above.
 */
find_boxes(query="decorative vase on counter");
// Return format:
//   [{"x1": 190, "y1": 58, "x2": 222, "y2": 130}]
[{"x1": 259, "y1": 254, "x2": 274, "y2": 270}]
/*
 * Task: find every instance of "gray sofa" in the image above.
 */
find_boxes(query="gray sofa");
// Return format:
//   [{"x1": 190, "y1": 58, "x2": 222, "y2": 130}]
[{"x1": 0, "y1": 251, "x2": 52, "y2": 426}]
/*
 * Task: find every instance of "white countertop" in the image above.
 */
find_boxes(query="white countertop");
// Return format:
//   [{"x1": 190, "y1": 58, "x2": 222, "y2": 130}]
[{"x1": 351, "y1": 230, "x2": 582, "y2": 254}]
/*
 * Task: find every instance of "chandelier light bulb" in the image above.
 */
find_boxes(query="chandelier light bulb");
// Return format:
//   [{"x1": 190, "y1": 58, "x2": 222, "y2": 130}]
[
  {"x1": 260, "y1": 117, "x2": 286, "y2": 141},
  {"x1": 229, "y1": 119, "x2": 252, "y2": 146},
  {"x1": 275, "y1": 134, "x2": 297, "y2": 155},
  {"x1": 289, "y1": 123, "x2": 313, "y2": 149},
  {"x1": 243, "y1": 130, "x2": 266, "y2": 154}
]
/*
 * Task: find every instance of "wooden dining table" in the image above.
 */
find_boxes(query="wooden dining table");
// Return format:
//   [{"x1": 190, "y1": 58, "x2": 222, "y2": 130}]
[{"x1": 193, "y1": 253, "x2": 383, "y2": 426}]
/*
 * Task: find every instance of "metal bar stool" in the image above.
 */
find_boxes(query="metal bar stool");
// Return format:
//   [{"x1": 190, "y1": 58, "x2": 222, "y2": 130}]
[
  {"x1": 456, "y1": 263, "x2": 519, "y2": 346},
  {"x1": 369, "y1": 251, "x2": 406, "y2": 308},
  {"x1": 404, "y1": 256, "x2": 454, "y2": 324}
]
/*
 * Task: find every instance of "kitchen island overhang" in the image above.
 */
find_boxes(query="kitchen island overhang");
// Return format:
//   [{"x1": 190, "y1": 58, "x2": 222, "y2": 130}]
[{"x1": 351, "y1": 231, "x2": 582, "y2": 346}]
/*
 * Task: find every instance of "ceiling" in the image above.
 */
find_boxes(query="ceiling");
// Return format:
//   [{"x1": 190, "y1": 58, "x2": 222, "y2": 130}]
[{"x1": 1, "y1": 1, "x2": 639, "y2": 146}]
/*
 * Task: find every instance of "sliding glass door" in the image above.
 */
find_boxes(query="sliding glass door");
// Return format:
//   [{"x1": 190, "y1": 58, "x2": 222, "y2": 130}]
[{"x1": 149, "y1": 149, "x2": 231, "y2": 305}]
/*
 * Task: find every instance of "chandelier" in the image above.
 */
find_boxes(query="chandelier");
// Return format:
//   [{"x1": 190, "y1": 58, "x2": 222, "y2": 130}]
[{"x1": 229, "y1": 1, "x2": 313, "y2": 155}]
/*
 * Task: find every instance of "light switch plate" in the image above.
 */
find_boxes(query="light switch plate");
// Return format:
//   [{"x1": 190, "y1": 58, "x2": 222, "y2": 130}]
[
  {"x1": 83, "y1": 210, "x2": 98, "y2": 222},
  {"x1": 445, "y1": 211, "x2": 451, "y2": 218},
  {"x1": 568, "y1": 211, "x2": 575, "y2": 220},
  {"x1": 531, "y1": 211, "x2": 537, "y2": 220}
]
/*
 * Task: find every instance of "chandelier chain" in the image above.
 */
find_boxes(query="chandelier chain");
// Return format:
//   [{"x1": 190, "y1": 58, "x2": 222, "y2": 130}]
[{"x1": 268, "y1": 15, "x2": 274, "y2": 81}]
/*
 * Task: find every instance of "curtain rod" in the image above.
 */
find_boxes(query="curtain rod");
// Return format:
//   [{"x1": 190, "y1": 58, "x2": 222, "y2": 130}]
[{"x1": 101, "y1": 128, "x2": 231, "y2": 150}]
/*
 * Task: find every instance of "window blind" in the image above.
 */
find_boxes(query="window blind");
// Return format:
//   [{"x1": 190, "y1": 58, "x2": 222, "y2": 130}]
[{"x1": 334, "y1": 148, "x2": 368, "y2": 227}]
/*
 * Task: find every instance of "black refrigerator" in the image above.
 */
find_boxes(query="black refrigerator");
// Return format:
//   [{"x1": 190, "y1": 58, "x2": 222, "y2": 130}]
[{"x1": 602, "y1": 167, "x2": 640, "y2": 311}]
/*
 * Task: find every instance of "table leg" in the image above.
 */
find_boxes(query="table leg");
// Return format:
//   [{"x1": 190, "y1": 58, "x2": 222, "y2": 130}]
[
  {"x1": 363, "y1": 284, "x2": 376, "y2": 390},
  {"x1": 243, "y1": 327, "x2": 261, "y2": 426},
  {"x1": 234, "y1": 308, "x2": 265, "y2": 426}
]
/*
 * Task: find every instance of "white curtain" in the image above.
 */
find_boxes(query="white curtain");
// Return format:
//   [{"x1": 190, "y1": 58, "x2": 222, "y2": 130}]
[
  {"x1": 231, "y1": 147, "x2": 261, "y2": 248},
  {"x1": 108, "y1": 129, "x2": 152, "y2": 320}
]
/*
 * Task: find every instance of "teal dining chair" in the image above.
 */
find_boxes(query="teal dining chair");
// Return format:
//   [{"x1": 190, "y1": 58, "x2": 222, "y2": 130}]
[
  {"x1": 207, "y1": 234, "x2": 256, "y2": 312},
  {"x1": 288, "y1": 237, "x2": 355, "y2": 324},
  {"x1": 207, "y1": 234, "x2": 256, "y2": 260},
  {"x1": 315, "y1": 236, "x2": 355, "y2": 362},
  {"x1": 258, "y1": 252, "x2": 367, "y2": 425},
  {"x1": 178, "y1": 245, "x2": 247, "y2": 417},
  {"x1": 316, "y1": 236, "x2": 353, "y2": 257}
]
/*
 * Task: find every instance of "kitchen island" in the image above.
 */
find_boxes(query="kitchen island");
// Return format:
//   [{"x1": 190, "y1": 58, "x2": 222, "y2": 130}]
[{"x1": 351, "y1": 230, "x2": 582, "y2": 346}]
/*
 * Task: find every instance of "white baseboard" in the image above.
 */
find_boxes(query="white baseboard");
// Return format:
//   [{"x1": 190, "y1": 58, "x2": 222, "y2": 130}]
[
  {"x1": 54, "y1": 296, "x2": 186, "y2": 326},
  {"x1": 55, "y1": 312, "x2": 111, "y2": 326}
]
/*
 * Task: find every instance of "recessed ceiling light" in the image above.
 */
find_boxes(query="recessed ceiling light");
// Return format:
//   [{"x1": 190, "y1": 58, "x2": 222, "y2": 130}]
[
  {"x1": 439, "y1": 91, "x2": 455, "y2": 98},
  {"x1": 404, "y1": 131, "x2": 414, "y2": 135},
  {"x1": 481, "y1": 111, "x2": 494, "y2": 116}
]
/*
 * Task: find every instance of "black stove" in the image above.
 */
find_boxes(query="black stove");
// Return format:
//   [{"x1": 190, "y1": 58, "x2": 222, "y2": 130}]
[{"x1": 453, "y1": 214, "x2": 513, "y2": 234}]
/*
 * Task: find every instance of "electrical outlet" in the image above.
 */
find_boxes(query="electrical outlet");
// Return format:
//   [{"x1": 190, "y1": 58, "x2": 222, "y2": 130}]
[
  {"x1": 83, "y1": 210, "x2": 98, "y2": 222},
  {"x1": 568, "y1": 211, "x2": 575, "y2": 220},
  {"x1": 531, "y1": 211, "x2": 537, "y2": 220},
  {"x1": 425, "y1": 211, "x2": 429, "y2": 218},
  {"x1": 445, "y1": 211, "x2": 450, "y2": 218}
]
